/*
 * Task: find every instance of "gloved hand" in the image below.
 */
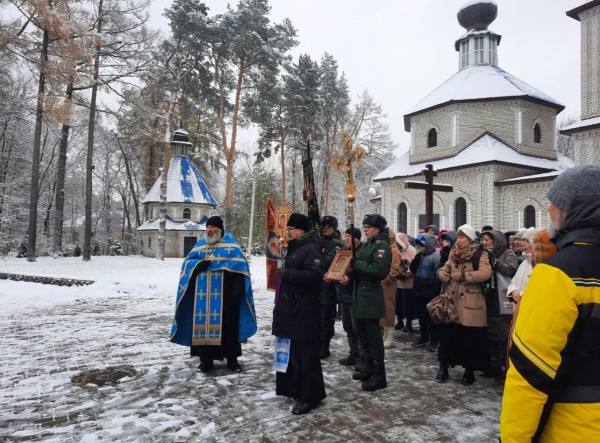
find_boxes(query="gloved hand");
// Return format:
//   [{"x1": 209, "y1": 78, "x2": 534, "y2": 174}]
[{"x1": 196, "y1": 260, "x2": 212, "y2": 272}]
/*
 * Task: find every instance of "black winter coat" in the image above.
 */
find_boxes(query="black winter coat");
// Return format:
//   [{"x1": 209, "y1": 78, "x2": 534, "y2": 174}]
[{"x1": 272, "y1": 231, "x2": 324, "y2": 342}]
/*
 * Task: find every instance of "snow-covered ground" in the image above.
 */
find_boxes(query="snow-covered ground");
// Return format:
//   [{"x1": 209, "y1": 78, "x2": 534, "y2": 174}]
[{"x1": 0, "y1": 256, "x2": 503, "y2": 442}]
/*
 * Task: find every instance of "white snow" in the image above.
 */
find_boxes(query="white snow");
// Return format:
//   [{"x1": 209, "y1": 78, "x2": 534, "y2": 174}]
[
  {"x1": 0, "y1": 255, "x2": 504, "y2": 441},
  {"x1": 560, "y1": 115, "x2": 600, "y2": 133},
  {"x1": 374, "y1": 133, "x2": 574, "y2": 181},
  {"x1": 405, "y1": 64, "x2": 563, "y2": 130}
]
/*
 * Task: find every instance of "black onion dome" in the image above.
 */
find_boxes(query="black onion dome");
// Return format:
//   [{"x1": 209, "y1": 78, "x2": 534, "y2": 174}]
[{"x1": 457, "y1": 1, "x2": 497, "y2": 30}]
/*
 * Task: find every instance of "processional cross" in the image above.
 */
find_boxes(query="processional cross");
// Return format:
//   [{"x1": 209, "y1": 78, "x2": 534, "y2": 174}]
[
  {"x1": 333, "y1": 132, "x2": 365, "y2": 227},
  {"x1": 404, "y1": 164, "x2": 453, "y2": 227}
]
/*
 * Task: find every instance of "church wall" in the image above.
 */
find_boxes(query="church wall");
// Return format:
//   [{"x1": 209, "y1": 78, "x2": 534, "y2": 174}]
[
  {"x1": 580, "y1": 7, "x2": 600, "y2": 119},
  {"x1": 140, "y1": 231, "x2": 202, "y2": 258},
  {"x1": 497, "y1": 181, "x2": 552, "y2": 230},
  {"x1": 379, "y1": 164, "x2": 553, "y2": 235},
  {"x1": 572, "y1": 130, "x2": 600, "y2": 166},
  {"x1": 409, "y1": 100, "x2": 557, "y2": 164}
]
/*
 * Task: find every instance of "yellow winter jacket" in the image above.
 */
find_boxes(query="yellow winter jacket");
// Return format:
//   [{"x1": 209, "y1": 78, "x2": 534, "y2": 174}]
[{"x1": 500, "y1": 237, "x2": 600, "y2": 442}]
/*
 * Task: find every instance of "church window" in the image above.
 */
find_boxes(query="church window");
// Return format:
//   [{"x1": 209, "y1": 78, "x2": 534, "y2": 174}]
[
  {"x1": 489, "y1": 38, "x2": 497, "y2": 65},
  {"x1": 183, "y1": 207, "x2": 192, "y2": 219},
  {"x1": 460, "y1": 40, "x2": 469, "y2": 69},
  {"x1": 427, "y1": 128, "x2": 437, "y2": 148},
  {"x1": 534, "y1": 124, "x2": 541, "y2": 143},
  {"x1": 474, "y1": 37, "x2": 484, "y2": 64},
  {"x1": 149, "y1": 236, "x2": 151, "y2": 247},
  {"x1": 454, "y1": 197, "x2": 467, "y2": 229},
  {"x1": 524, "y1": 205, "x2": 536, "y2": 228},
  {"x1": 397, "y1": 202, "x2": 408, "y2": 234}
]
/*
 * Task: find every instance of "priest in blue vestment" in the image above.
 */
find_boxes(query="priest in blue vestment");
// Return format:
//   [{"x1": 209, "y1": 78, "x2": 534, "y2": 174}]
[{"x1": 170, "y1": 216, "x2": 257, "y2": 372}]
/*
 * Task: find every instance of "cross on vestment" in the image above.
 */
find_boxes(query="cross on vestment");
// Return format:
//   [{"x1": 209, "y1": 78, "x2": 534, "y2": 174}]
[
  {"x1": 333, "y1": 132, "x2": 365, "y2": 224},
  {"x1": 404, "y1": 164, "x2": 453, "y2": 227}
]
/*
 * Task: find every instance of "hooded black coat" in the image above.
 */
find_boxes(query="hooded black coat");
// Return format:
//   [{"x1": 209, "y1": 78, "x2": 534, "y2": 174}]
[{"x1": 272, "y1": 231, "x2": 324, "y2": 342}]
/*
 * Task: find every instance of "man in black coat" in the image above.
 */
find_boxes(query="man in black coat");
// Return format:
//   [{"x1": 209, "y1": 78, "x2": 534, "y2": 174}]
[{"x1": 272, "y1": 213, "x2": 326, "y2": 415}]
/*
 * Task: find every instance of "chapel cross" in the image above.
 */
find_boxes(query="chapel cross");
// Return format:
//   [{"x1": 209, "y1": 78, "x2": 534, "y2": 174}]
[
  {"x1": 333, "y1": 132, "x2": 365, "y2": 225},
  {"x1": 404, "y1": 164, "x2": 453, "y2": 227}
]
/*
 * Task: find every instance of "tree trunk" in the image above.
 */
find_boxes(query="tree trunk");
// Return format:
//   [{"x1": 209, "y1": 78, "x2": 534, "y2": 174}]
[
  {"x1": 26, "y1": 27, "x2": 49, "y2": 262},
  {"x1": 280, "y1": 131, "x2": 286, "y2": 202},
  {"x1": 83, "y1": 0, "x2": 103, "y2": 261},
  {"x1": 53, "y1": 82, "x2": 73, "y2": 255},
  {"x1": 224, "y1": 61, "x2": 245, "y2": 226},
  {"x1": 116, "y1": 137, "x2": 140, "y2": 226}
]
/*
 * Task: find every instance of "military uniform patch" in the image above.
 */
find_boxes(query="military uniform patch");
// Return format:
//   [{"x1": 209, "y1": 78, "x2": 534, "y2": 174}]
[{"x1": 376, "y1": 249, "x2": 386, "y2": 258}]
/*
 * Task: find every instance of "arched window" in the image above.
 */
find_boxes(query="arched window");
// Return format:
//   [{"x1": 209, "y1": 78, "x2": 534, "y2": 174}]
[
  {"x1": 397, "y1": 202, "x2": 407, "y2": 234},
  {"x1": 454, "y1": 197, "x2": 467, "y2": 229},
  {"x1": 534, "y1": 124, "x2": 541, "y2": 144},
  {"x1": 427, "y1": 128, "x2": 437, "y2": 148},
  {"x1": 524, "y1": 205, "x2": 536, "y2": 228},
  {"x1": 183, "y1": 207, "x2": 192, "y2": 219}
]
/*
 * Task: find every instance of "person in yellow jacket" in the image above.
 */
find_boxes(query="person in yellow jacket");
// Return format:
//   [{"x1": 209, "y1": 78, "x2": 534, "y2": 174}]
[{"x1": 500, "y1": 165, "x2": 600, "y2": 442}]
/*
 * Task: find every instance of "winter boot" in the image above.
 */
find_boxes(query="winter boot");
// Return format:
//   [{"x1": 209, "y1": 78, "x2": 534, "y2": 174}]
[
  {"x1": 394, "y1": 319, "x2": 404, "y2": 330},
  {"x1": 352, "y1": 359, "x2": 372, "y2": 381},
  {"x1": 383, "y1": 327, "x2": 395, "y2": 349},
  {"x1": 461, "y1": 368, "x2": 475, "y2": 386},
  {"x1": 361, "y1": 361, "x2": 387, "y2": 391},
  {"x1": 319, "y1": 339, "x2": 331, "y2": 359},
  {"x1": 338, "y1": 353, "x2": 358, "y2": 366},
  {"x1": 435, "y1": 364, "x2": 449, "y2": 383},
  {"x1": 198, "y1": 359, "x2": 214, "y2": 373}
]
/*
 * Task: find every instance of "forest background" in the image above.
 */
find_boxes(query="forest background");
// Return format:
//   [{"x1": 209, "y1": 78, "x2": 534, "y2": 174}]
[{"x1": 0, "y1": 0, "x2": 401, "y2": 260}]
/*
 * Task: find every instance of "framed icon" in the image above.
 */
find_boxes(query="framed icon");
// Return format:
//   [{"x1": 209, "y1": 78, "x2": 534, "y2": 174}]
[{"x1": 325, "y1": 249, "x2": 353, "y2": 282}]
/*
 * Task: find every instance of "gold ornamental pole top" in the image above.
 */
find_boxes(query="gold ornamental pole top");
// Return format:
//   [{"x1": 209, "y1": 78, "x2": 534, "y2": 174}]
[{"x1": 333, "y1": 132, "x2": 365, "y2": 224}]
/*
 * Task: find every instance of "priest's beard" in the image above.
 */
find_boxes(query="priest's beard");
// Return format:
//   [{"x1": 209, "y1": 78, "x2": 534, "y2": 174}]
[
  {"x1": 547, "y1": 218, "x2": 562, "y2": 239},
  {"x1": 206, "y1": 230, "x2": 222, "y2": 245}
]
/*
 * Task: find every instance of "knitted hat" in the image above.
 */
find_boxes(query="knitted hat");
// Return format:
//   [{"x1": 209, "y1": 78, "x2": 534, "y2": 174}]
[
  {"x1": 522, "y1": 227, "x2": 539, "y2": 242},
  {"x1": 456, "y1": 224, "x2": 477, "y2": 241},
  {"x1": 362, "y1": 214, "x2": 387, "y2": 230},
  {"x1": 514, "y1": 228, "x2": 527, "y2": 239},
  {"x1": 321, "y1": 215, "x2": 338, "y2": 230},
  {"x1": 206, "y1": 215, "x2": 225, "y2": 237},
  {"x1": 547, "y1": 166, "x2": 600, "y2": 211},
  {"x1": 532, "y1": 228, "x2": 557, "y2": 264},
  {"x1": 345, "y1": 227, "x2": 361, "y2": 240},
  {"x1": 287, "y1": 213, "x2": 311, "y2": 232}
]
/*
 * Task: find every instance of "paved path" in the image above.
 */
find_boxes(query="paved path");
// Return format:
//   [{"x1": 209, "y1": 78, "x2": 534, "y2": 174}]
[{"x1": 0, "y1": 284, "x2": 503, "y2": 442}]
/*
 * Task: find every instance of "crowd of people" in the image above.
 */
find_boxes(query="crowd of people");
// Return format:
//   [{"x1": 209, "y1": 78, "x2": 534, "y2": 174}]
[{"x1": 168, "y1": 165, "x2": 600, "y2": 442}]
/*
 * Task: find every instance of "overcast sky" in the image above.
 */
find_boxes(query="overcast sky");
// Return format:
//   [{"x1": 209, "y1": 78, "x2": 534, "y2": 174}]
[{"x1": 149, "y1": 0, "x2": 585, "y2": 154}]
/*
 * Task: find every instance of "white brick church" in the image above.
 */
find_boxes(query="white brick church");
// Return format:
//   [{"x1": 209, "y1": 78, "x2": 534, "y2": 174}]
[{"x1": 373, "y1": 1, "x2": 599, "y2": 234}]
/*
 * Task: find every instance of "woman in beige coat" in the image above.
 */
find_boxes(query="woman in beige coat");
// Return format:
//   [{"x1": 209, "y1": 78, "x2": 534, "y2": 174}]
[
  {"x1": 380, "y1": 229, "x2": 401, "y2": 348},
  {"x1": 436, "y1": 224, "x2": 492, "y2": 386}
]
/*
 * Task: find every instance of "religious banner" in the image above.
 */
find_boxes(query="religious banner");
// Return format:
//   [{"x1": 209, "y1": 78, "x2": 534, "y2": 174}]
[{"x1": 265, "y1": 200, "x2": 291, "y2": 291}]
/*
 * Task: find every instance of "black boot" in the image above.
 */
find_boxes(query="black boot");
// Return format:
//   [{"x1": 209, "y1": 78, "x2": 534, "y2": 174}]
[
  {"x1": 198, "y1": 359, "x2": 214, "y2": 373},
  {"x1": 338, "y1": 353, "x2": 357, "y2": 366},
  {"x1": 435, "y1": 365, "x2": 449, "y2": 383},
  {"x1": 319, "y1": 340, "x2": 331, "y2": 359},
  {"x1": 361, "y1": 361, "x2": 387, "y2": 391},
  {"x1": 227, "y1": 357, "x2": 242, "y2": 373},
  {"x1": 352, "y1": 359, "x2": 372, "y2": 381},
  {"x1": 461, "y1": 368, "x2": 475, "y2": 386}
]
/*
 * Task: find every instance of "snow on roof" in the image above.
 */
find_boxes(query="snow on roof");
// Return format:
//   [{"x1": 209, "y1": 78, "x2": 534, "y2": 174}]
[
  {"x1": 560, "y1": 115, "x2": 600, "y2": 134},
  {"x1": 142, "y1": 156, "x2": 217, "y2": 206},
  {"x1": 495, "y1": 170, "x2": 562, "y2": 184},
  {"x1": 137, "y1": 216, "x2": 206, "y2": 231},
  {"x1": 373, "y1": 133, "x2": 574, "y2": 182},
  {"x1": 404, "y1": 65, "x2": 564, "y2": 131}
]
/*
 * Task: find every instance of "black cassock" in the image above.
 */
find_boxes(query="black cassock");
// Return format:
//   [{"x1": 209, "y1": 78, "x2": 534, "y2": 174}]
[
  {"x1": 275, "y1": 340, "x2": 326, "y2": 404},
  {"x1": 190, "y1": 270, "x2": 244, "y2": 361}
]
